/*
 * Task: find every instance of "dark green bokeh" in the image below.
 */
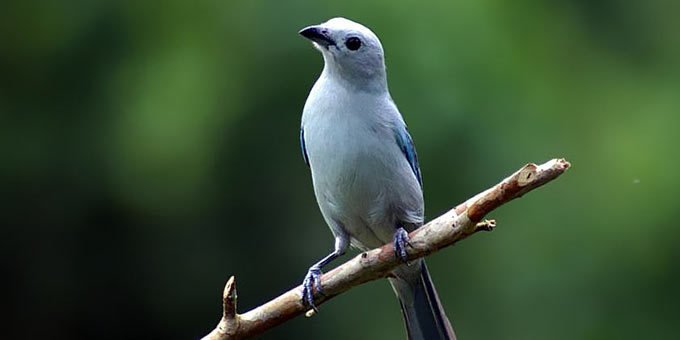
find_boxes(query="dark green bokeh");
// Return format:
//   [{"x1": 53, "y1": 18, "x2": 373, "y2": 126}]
[{"x1": 2, "y1": 1, "x2": 679, "y2": 339}]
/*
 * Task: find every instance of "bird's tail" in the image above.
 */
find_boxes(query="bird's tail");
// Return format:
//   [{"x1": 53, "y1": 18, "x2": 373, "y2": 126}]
[{"x1": 389, "y1": 261, "x2": 456, "y2": 340}]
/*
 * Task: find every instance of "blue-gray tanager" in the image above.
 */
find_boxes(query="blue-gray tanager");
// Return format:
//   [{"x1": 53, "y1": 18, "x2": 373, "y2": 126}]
[{"x1": 298, "y1": 18, "x2": 456, "y2": 340}]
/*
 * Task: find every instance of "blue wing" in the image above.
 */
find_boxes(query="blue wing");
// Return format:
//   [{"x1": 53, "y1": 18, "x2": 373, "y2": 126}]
[
  {"x1": 394, "y1": 125, "x2": 423, "y2": 188},
  {"x1": 300, "y1": 127, "x2": 309, "y2": 167}
]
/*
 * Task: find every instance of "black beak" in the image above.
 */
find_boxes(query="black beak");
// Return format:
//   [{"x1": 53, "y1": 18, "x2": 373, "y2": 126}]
[{"x1": 299, "y1": 26, "x2": 335, "y2": 48}]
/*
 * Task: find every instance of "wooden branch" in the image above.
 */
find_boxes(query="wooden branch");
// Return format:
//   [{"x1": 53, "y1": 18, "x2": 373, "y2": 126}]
[{"x1": 202, "y1": 158, "x2": 571, "y2": 339}]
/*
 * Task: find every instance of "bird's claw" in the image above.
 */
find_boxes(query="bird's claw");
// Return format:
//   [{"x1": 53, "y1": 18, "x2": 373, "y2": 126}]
[
  {"x1": 394, "y1": 227, "x2": 410, "y2": 262},
  {"x1": 302, "y1": 266, "x2": 323, "y2": 311}
]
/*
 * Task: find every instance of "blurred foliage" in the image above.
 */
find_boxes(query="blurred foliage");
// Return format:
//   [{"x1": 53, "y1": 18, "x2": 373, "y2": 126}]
[{"x1": 2, "y1": 0, "x2": 679, "y2": 339}]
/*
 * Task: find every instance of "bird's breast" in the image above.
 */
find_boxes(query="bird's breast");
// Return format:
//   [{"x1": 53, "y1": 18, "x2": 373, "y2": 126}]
[
  {"x1": 306, "y1": 115, "x2": 386, "y2": 192},
  {"x1": 305, "y1": 108, "x2": 412, "y2": 216}
]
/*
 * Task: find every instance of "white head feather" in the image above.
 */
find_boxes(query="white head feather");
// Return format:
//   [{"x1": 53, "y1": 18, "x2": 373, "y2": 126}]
[{"x1": 300, "y1": 17, "x2": 387, "y2": 91}]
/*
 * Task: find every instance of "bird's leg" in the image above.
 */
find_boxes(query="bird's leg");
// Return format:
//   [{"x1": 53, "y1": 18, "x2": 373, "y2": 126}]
[
  {"x1": 393, "y1": 226, "x2": 410, "y2": 262},
  {"x1": 302, "y1": 235, "x2": 348, "y2": 311}
]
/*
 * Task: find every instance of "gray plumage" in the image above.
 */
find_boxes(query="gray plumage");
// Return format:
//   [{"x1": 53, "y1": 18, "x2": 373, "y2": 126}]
[{"x1": 299, "y1": 17, "x2": 455, "y2": 340}]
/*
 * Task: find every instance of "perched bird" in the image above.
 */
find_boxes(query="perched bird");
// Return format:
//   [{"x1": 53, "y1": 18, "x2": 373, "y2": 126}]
[{"x1": 298, "y1": 18, "x2": 456, "y2": 340}]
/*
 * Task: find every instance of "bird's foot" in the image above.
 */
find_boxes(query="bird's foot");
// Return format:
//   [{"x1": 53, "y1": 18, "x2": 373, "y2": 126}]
[
  {"x1": 393, "y1": 227, "x2": 411, "y2": 262},
  {"x1": 301, "y1": 266, "x2": 323, "y2": 311}
]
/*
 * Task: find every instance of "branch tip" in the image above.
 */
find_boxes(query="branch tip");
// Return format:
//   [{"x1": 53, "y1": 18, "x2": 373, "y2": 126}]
[
  {"x1": 223, "y1": 276, "x2": 237, "y2": 319},
  {"x1": 539, "y1": 158, "x2": 571, "y2": 172}
]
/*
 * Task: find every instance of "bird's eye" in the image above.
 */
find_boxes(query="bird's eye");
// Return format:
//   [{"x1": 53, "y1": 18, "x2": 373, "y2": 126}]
[{"x1": 345, "y1": 37, "x2": 362, "y2": 51}]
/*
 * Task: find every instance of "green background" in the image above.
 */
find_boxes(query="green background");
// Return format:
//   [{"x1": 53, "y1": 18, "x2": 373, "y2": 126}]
[{"x1": 3, "y1": 0, "x2": 679, "y2": 339}]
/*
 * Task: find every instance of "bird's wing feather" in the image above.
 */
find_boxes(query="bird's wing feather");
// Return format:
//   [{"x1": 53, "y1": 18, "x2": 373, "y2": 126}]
[
  {"x1": 394, "y1": 124, "x2": 423, "y2": 188},
  {"x1": 300, "y1": 127, "x2": 310, "y2": 167}
]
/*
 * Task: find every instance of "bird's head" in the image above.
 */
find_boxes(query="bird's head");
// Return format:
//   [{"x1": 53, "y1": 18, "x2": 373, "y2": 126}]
[{"x1": 299, "y1": 18, "x2": 387, "y2": 90}]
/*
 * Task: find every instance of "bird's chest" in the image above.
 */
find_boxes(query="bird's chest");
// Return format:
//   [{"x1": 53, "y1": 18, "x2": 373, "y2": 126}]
[{"x1": 305, "y1": 111, "x2": 393, "y2": 202}]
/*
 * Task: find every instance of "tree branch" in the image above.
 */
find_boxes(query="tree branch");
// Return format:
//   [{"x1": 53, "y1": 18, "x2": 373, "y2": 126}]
[{"x1": 202, "y1": 158, "x2": 571, "y2": 339}]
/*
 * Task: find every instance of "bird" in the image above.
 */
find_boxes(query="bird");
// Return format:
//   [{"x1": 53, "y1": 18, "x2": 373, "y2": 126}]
[{"x1": 297, "y1": 17, "x2": 456, "y2": 340}]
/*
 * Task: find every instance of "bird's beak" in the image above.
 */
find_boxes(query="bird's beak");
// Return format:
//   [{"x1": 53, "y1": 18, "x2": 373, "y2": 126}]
[{"x1": 299, "y1": 25, "x2": 335, "y2": 48}]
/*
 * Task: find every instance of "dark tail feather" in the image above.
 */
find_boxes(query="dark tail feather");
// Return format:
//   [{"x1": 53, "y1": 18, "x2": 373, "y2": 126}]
[{"x1": 390, "y1": 262, "x2": 456, "y2": 340}]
